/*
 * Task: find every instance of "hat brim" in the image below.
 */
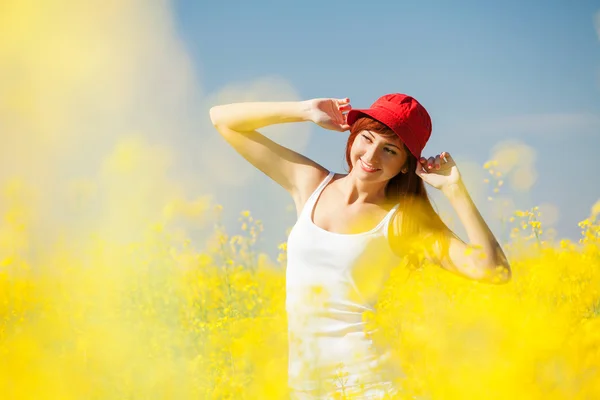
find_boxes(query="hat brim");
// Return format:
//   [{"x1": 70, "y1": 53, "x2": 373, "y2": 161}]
[
  {"x1": 347, "y1": 108, "x2": 381, "y2": 127},
  {"x1": 346, "y1": 107, "x2": 422, "y2": 159},
  {"x1": 347, "y1": 107, "x2": 399, "y2": 134},
  {"x1": 347, "y1": 107, "x2": 402, "y2": 139}
]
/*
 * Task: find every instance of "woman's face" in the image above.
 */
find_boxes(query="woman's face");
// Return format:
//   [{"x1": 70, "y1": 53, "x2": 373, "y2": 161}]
[{"x1": 350, "y1": 130, "x2": 408, "y2": 182}]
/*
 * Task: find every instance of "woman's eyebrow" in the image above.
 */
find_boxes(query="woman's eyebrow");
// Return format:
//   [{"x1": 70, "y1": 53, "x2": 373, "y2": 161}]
[{"x1": 366, "y1": 131, "x2": 401, "y2": 149}]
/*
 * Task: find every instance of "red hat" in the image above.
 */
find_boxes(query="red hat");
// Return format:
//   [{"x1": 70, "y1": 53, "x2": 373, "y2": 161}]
[{"x1": 346, "y1": 93, "x2": 432, "y2": 159}]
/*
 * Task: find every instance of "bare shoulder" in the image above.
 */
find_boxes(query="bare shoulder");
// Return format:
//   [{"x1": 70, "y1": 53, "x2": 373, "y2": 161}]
[{"x1": 290, "y1": 162, "x2": 330, "y2": 216}]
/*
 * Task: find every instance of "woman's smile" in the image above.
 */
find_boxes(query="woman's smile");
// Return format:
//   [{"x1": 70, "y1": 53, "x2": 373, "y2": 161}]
[{"x1": 359, "y1": 158, "x2": 380, "y2": 173}]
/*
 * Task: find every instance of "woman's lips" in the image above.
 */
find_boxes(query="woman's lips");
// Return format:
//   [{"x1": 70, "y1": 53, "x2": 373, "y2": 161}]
[{"x1": 360, "y1": 159, "x2": 380, "y2": 173}]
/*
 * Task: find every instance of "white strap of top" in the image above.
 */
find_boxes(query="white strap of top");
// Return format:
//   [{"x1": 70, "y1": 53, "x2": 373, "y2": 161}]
[
  {"x1": 300, "y1": 171, "x2": 335, "y2": 218},
  {"x1": 381, "y1": 203, "x2": 400, "y2": 238}
]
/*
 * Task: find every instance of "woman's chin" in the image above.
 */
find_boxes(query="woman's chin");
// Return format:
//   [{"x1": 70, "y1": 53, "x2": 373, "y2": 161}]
[{"x1": 356, "y1": 170, "x2": 387, "y2": 182}]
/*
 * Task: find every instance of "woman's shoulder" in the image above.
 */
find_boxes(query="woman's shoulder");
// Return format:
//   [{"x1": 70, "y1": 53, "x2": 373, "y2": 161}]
[
  {"x1": 291, "y1": 165, "x2": 332, "y2": 215},
  {"x1": 298, "y1": 166, "x2": 331, "y2": 194}
]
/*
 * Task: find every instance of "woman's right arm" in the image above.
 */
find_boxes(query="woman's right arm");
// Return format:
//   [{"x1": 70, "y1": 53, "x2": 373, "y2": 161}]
[{"x1": 209, "y1": 98, "x2": 351, "y2": 207}]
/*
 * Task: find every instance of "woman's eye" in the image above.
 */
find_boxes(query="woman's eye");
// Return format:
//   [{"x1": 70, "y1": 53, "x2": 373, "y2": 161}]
[{"x1": 361, "y1": 135, "x2": 396, "y2": 155}]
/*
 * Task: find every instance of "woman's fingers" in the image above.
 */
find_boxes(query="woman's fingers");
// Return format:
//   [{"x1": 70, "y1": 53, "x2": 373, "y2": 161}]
[
  {"x1": 427, "y1": 156, "x2": 435, "y2": 169},
  {"x1": 434, "y1": 155, "x2": 441, "y2": 170},
  {"x1": 335, "y1": 98, "x2": 350, "y2": 112},
  {"x1": 419, "y1": 152, "x2": 453, "y2": 170},
  {"x1": 338, "y1": 118, "x2": 350, "y2": 131},
  {"x1": 415, "y1": 161, "x2": 424, "y2": 176},
  {"x1": 442, "y1": 152, "x2": 452, "y2": 163},
  {"x1": 336, "y1": 99, "x2": 351, "y2": 131},
  {"x1": 416, "y1": 152, "x2": 454, "y2": 174}
]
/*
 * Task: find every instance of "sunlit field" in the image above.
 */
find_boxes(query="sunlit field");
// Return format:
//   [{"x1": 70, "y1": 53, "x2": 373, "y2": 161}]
[
  {"x1": 2, "y1": 1, "x2": 599, "y2": 398},
  {"x1": 1, "y1": 150, "x2": 599, "y2": 399}
]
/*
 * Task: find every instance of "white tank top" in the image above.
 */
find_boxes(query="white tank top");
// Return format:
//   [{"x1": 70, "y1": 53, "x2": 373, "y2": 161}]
[{"x1": 285, "y1": 171, "x2": 404, "y2": 398}]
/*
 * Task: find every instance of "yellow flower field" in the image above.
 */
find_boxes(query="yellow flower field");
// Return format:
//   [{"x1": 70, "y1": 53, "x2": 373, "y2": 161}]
[
  {"x1": 1, "y1": 160, "x2": 599, "y2": 400},
  {"x1": 2, "y1": 1, "x2": 598, "y2": 398}
]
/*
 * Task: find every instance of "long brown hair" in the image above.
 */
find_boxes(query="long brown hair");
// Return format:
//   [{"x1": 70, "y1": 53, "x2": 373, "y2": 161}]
[{"x1": 345, "y1": 116, "x2": 453, "y2": 262}]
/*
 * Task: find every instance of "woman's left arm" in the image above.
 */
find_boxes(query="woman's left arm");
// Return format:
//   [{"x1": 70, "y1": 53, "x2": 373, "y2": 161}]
[{"x1": 418, "y1": 152, "x2": 512, "y2": 284}]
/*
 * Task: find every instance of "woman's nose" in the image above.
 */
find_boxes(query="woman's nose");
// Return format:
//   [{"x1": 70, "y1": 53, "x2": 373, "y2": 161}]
[{"x1": 364, "y1": 147, "x2": 379, "y2": 163}]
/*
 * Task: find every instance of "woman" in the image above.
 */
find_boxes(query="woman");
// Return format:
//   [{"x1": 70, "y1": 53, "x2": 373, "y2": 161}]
[{"x1": 210, "y1": 93, "x2": 511, "y2": 399}]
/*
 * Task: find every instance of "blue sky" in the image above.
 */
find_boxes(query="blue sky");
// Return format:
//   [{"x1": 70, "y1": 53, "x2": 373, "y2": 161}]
[{"x1": 173, "y1": 0, "x2": 600, "y2": 256}]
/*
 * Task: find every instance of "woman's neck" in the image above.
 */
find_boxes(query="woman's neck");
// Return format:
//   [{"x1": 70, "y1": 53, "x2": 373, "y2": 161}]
[{"x1": 337, "y1": 172, "x2": 390, "y2": 206}]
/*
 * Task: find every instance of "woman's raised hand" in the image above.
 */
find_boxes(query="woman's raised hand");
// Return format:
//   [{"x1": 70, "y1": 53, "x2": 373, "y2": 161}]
[
  {"x1": 305, "y1": 98, "x2": 352, "y2": 132},
  {"x1": 416, "y1": 152, "x2": 463, "y2": 191}
]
